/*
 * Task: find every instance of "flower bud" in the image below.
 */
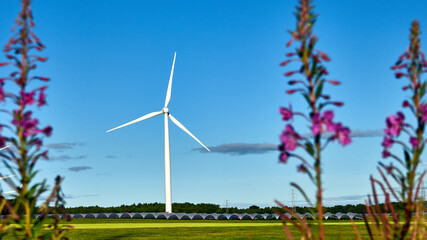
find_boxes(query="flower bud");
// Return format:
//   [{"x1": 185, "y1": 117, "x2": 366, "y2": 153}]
[
  {"x1": 395, "y1": 72, "x2": 405, "y2": 78},
  {"x1": 285, "y1": 71, "x2": 296, "y2": 77},
  {"x1": 402, "y1": 100, "x2": 410, "y2": 107},
  {"x1": 327, "y1": 80, "x2": 341, "y2": 85},
  {"x1": 280, "y1": 60, "x2": 291, "y2": 66}
]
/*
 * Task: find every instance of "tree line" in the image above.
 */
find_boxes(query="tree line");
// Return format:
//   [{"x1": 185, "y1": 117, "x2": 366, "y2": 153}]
[{"x1": 64, "y1": 202, "x2": 419, "y2": 214}]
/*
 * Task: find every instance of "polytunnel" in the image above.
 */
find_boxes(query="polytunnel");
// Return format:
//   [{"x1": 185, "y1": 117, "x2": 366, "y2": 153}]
[
  {"x1": 96, "y1": 213, "x2": 107, "y2": 219},
  {"x1": 191, "y1": 214, "x2": 203, "y2": 220},
  {"x1": 156, "y1": 214, "x2": 166, "y2": 219},
  {"x1": 204, "y1": 215, "x2": 215, "y2": 220},
  {"x1": 132, "y1": 213, "x2": 143, "y2": 219},
  {"x1": 120, "y1": 213, "x2": 131, "y2": 219},
  {"x1": 85, "y1": 213, "x2": 95, "y2": 219}
]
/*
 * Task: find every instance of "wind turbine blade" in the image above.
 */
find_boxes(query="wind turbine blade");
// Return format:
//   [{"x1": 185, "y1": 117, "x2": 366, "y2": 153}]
[
  {"x1": 106, "y1": 111, "x2": 163, "y2": 133},
  {"x1": 0, "y1": 145, "x2": 9, "y2": 151},
  {"x1": 0, "y1": 175, "x2": 15, "y2": 180},
  {"x1": 168, "y1": 114, "x2": 210, "y2": 152},
  {"x1": 164, "y1": 52, "x2": 176, "y2": 108},
  {"x1": 2, "y1": 190, "x2": 16, "y2": 194}
]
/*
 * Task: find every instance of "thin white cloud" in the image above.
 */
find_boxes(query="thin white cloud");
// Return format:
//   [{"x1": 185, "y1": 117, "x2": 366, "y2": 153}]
[
  {"x1": 48, "y1": 155, "x2": 88, "y2": 161},
  {"x1": 194, "y1": 143, "x2": 277, "y2": 155},
  {"x1": 69, "y1": 166, "x2": 92, "y2": 172},
  {"x1": 45, "y1": 142, "x2": 85, "y2": 150}
]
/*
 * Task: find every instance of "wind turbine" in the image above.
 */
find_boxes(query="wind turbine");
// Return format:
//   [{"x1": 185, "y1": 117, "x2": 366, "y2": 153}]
[
  {"x1": 0, "y1": 175, "x2": 18, "y2": 196},
  {"x1": 106, "y1": 52, "x2": 210, "y2": 213},
  {"x1": 0, "y1": 147, "x2": 18, "y2": 195}
]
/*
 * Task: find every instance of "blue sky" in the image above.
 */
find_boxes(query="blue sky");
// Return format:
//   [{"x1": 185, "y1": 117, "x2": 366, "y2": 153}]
[{"x1": 1, "y1": 0, "x2": 427, "y2": 208}]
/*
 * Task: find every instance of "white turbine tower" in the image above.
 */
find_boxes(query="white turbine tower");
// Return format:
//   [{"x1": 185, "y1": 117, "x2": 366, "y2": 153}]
[{"x1": 106, "y1": 52, "x2": 210, "y2": 213}]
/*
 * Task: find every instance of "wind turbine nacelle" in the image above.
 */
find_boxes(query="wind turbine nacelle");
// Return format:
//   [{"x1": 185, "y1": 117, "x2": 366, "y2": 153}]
[{"x1": 162, "y1": 108, "x2": 169, "y2": 114}]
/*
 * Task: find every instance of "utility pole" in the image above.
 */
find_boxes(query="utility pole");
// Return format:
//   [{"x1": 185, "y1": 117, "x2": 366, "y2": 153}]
[
  {"x1": 225, "y1": 200, "x2": 229, "y2": 214},
  {"x1": 422, "y1": 181, "x2": 426, "y2": 201},
  {"x1": 422, "y1": 181, "x2": 426, "y2": 210},
  {"x1": 291, "y1": 189, "x2": 296, "y2": 213}
]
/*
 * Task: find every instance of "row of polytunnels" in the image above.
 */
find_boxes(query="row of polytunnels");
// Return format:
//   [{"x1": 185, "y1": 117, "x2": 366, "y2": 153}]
[{"x1": 32, "y1": 212, "x2": 364, "y2": 220}]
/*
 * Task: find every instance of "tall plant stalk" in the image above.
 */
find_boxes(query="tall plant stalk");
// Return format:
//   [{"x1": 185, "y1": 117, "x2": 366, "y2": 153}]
[
  {"x1": 0, "y1": 0, "x2": 71, "y2": 239},
  {"x1": 361, "y1": 20, "x2": 427, "y2": 240},
  {"x1": 277, "y1": 0, "x2": 351, "y2": 239}
]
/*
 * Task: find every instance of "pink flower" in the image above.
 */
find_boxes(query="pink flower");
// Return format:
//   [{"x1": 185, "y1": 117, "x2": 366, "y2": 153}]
[
  {"x1": 22, "y1": 118, "x2": 40, "y2": 137},
  {"x1": 334, "y1": 123, "x2": 351, "y2": 146},
  {"x1": 20, "y1": 90, "x2": 35, "y2": 105},
  {"x1": 279, "y1": 152, "x2": 289, "y2": 163},
  {"x1": 37, "y1": 91, "x2": 46, "y2": 107},
  {"x1": 311, "y1": 111, "x2": 337, "y2": 135},
  {"x1": 280, "y1": 124, "x2": 301, "y2": 151},
  {"x1": 42, "y1": 125, "x2": 52, "y2": 137},
  {"x1": 410, "y1": 137, "x2": 419, "y2": 148},
  {"x1": 311, "y1": 113, "x2": 323, "y2": 135},
  {"x1": 421, "y1": 104, "x2": 427, "y2": 123},
  {"x1": 382, "y1": 137, "x2": 393, "y2": 148},
  {"x1": 11, "y1": 111, "x2": 44, "y2": 137},
  {"x1": 384, "y1": 112, "x2": 405, "y2": 136},
  {"x1": 279, "y1": 105, "x2": 293, "y2": 121},
  {"x1": 322, "y1": 111, "x2": 336, "y2": 132}
]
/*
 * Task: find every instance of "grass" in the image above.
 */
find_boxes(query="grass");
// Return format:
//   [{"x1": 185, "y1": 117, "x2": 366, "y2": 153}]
[
  {"x1": 0, "y1": 219, "x2": 381, "y2": 239},
  {"x1": 50, "y1": 219, "x2": 369, "y2": 240}
]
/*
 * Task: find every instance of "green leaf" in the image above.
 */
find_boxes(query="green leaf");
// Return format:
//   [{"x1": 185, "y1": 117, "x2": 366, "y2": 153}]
[
  {"x1": 315, "y1": 79, "x2": 324, "y2": 99},
  {"x1": 310, "y1": 60, "x2": 318, "y2": 77},
  {"x1": 313, "y1": 68, "x2": 322, "y2": 85},
  {"x1": 305, "y1": 142, "x2": 315, "y2": 156},
  {"x1": 303, "y1": 94, "x2": 311, "y2": 106},
  {"x1": 404, "y1": 149, "x2": 411, "y2": 169},
  {"x1": 32, "y1": 219, "x2": 44, "y2": 236},
  {"x1": 419, "y1": 82, "x2": 426, "y2": 98},
  {"x1": 307, "y1": 37, "x2": 316, "y2": 55}
]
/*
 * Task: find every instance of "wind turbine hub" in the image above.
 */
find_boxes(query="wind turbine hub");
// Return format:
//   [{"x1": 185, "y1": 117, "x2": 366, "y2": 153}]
[{"x1": 162, "y1": 107, "x2": 169, "y2": 113}]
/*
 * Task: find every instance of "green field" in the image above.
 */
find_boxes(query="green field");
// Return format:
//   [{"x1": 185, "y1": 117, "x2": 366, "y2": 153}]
[{"x1": 39, "y1": 219, "x2": 370, "y2": 240}]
